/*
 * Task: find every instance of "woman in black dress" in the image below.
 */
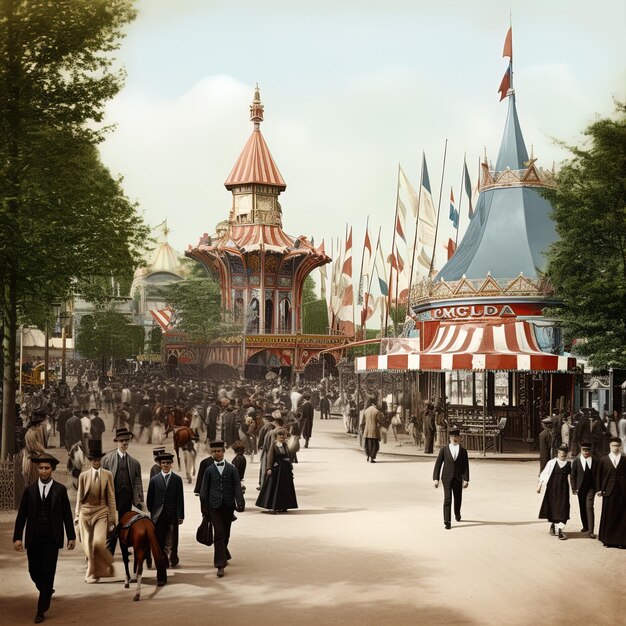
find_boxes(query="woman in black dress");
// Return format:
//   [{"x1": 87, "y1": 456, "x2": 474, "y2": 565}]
[
  {"x1": 256, "y1": 429, "x2": 298, "y2": 513},
  {"x1": 537, "y1": 444, "x2": 571, "y2": 540}
]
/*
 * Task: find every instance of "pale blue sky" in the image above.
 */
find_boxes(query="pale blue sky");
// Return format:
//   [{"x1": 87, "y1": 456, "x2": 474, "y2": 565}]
[{"x1": 100, "y1": 0, "x2": 626, "y2": 285}]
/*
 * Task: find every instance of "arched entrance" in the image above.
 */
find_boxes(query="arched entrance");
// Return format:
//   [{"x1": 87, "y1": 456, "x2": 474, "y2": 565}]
[
  {"x1": 303, "y1": 352, "x2": 338, "y2": 381},
  {"x1": 167, "y1": 354, "x2": 180, "y2": 378},
  {"x1": 203, "y1": 362, "x2": 240, "y2": 381},
  {"x1": 244, "y1": 349, "x2": 293, "y2": 381}
]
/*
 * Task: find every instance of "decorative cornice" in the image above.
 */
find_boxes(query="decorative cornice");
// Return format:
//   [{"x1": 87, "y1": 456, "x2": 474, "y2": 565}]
[{"x1": 479, "y1": 159, "x2": 555, "y2": 192}]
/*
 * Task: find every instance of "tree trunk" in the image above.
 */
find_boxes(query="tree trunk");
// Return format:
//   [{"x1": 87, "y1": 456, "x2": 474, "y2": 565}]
[{"x1": 2, "y1": 275, "x2": 17, "y2": 459}]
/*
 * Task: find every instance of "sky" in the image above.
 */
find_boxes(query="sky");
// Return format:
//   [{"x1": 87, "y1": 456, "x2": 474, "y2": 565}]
[{"x1": 99, "y1": 0, "x2": 626, "y2": 292}]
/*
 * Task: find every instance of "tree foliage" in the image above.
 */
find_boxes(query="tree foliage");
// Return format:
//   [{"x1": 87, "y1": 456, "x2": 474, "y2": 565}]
[
  {"x1": 159, "y1": 277, "x2": 237, "y2": 343},
  {"x1": 76, "y1": 309, "x2": 144, "y2": 363},
  {"x1": 0, "y1": 1, "x2": 144, "y2": 457},
  {"x1": 544, "y1": 103, "x2": 626, "y2": 368}
]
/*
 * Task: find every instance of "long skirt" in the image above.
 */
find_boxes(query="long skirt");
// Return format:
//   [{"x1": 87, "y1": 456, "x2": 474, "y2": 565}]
[{"x1": 256, "y1": 459, "x2": 298, "y2": 511}]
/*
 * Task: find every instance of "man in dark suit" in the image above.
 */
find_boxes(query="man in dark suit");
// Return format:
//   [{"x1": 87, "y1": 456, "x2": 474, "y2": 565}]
[
  {"x1": 101, "y1": 427, "x2": 144, "y2": 554},
  {"x1": 199, "y1": 440, "x2": 245, "y2": 577},
  {"x1": 590, "y1": 414, "x2": 608, "y2": 459},
  {"x1": 64, "y1": 410, "x2": 83, "y2": 452},
  {"x1": 570, "y1": 442, "x2": 598, "y2": 538},
  {"x1": 538, "y1": 417, "x2": 555, "y2": 473},
  {"x1": 433, "y1": 428, "x2": 470, "y2": 529},
  {"x1": 13, "y1": 453, "x2": 76, "y2": 624},
  {"x1": 147, "y1": 451, "x2": 184, "y2": 568},
  {"x1": 299, "y1": 392, "x2": 314, "y2": 448},
  {"x1": 194, "y1": 453, "x2": 214, "y2": 495},
  {"x1": 596, "y1": 437, "x2": 626, "y2": 548}
]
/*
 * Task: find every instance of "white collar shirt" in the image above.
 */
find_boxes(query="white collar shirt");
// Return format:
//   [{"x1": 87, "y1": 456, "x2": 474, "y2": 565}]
[
  {"x1": 117, "y1": 450, "x2": 127, "y2": 460},
  {"x1": 580, "y1": 456, "x2": 592, "y2": 470},
  {"x1": 610, "y1": 453, "x2": 621, "y2": 468},
  {"x1": 448, "y1": 443, "x2": 460, "y2": 460},
  {"x1": 215, "y1": 461, "x2": 225, "y2": 475},
  {"x1": 91, "y1": 467, "x2": 100, "y2": 480},
  {"x1": 38, "y1": 479, "x2": 51, "y2": 499}
]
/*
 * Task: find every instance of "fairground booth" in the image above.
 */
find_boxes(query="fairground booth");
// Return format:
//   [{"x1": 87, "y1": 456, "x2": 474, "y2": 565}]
[{"x1": 356, "y1": 86, "x2": 578, "y2": 454}]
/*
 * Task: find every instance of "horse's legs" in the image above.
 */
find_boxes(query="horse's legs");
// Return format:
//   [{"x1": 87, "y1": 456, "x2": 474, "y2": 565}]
[
  {"x1": 121, "y1": 542, "x2": 131, "y2": 588},
  {"x1": 134, "y1": 560, "x2": 143, "y2": 601}
]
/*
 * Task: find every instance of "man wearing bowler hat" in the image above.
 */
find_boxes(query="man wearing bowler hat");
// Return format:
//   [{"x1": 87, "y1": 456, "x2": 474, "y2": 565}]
[
  {"x1": 147, "y1": 451, "x2": 184, "y2": 568},
  {"x1": 433, "y1": 427, "x2": 470, "y2": 529},
  {"x1": 199, "y1": 440, "x2": 245, "y2": 577},
  {"x1": 13, "y1": 453, "x2": 76, "y2": 624},
  {"x1": 75, "y1": 440, "x2": 117, "y2": 582},
  {"x1": 101, "y1": 427, "x2": 144, "y2": 555},
  {"x1": 570, "y1": 442, "x2": 598, "y2": 538}
]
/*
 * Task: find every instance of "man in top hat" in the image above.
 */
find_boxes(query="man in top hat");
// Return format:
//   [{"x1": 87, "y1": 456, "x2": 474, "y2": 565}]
[
  {"x1": 24, "y1": 412, "x2": 47, "y2": 485},
  {"x1": 101, "y1": 428, "x2": 144, "y2": 555},
  {"x1": 74, "y1": 440, "x2": 116, "y2": 582},
  {"x1": 596, "y1": 437, "x2": 626, "y2": 548},
  {"x1": 150, "y1": 446, "x2": 166, "y2": 479},
  {"x1": 539, "y1": 417, "x2": 555, "y2": 473},
  {"x1": 147, "y1": 451, "x2": 184, "y2": 568},
  {"x1": 433, "y1": 428, "x2": 470, "y2": 529},
  {"x1": 570, "y1": 442, "x2": 598, "y2": 538},
  {"x1": 199, "y1": 440, "x2": 245, "y2": 577},
  {"x1": 13, "y1": 453, "x2": 76, "y2": 624}
]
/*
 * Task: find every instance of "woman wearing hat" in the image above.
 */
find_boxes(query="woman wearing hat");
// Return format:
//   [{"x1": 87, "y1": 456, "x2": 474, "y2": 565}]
[
  {"x1": 256, "y1": 428, "x2": 298, "y2": 513},
  {"x1": 75, "y1": 440, "x2": 116, "y2": 583},
  {"x1": 537, "y1": 444, "x2": 571, "y2": 540}
]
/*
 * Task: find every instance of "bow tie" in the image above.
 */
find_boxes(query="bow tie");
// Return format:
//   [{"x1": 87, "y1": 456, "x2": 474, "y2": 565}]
[{"x1": 216, "y1": 461, "x2": 224, "y2": 466}]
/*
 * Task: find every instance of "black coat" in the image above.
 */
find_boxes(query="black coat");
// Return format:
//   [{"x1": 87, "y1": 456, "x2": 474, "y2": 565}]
[
  {"x1": 538, "y1": 428, "x2": 555, "y2": 472},
  {"x1": 570, "y1": 455, "x2": 598, "y2": 492},
  {"x1": 199, "y1": 461, "x2": 244, "y2": 511},
  {"x1": 147, "y1": 472, "x2": 184, "y2": 524},
  {"x1": 300, "y1": 401, "x2": 314, "y2": 439},
  {"x1": 433, "y1": 445, "x2": 470, "y2": 483},
  {"x1": 13, "y1": 481, "x2": 76, "y2": 549}
]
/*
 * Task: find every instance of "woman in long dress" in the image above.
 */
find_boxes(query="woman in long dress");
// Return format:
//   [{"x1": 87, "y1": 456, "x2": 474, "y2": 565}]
[
  {"x1": 537, "y1": 444, "x2": 571, "y2": 540},
  {"x1": 256, "y1": 429, "x2": 298, "y2": 513}
]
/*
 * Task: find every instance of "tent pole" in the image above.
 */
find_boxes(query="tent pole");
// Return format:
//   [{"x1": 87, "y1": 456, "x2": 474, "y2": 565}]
[{"x1": 483, "y1": 371, "x2": 487, "y2": 458}]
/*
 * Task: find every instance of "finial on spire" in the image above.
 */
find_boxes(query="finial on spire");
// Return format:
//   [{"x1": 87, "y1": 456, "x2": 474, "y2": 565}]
[{"x1": 250, "y1": 83, "x2": 264, "y2": 130}]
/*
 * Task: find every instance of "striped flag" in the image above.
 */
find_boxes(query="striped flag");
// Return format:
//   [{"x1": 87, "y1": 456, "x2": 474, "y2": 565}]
[
  {"x1": 150, "y1": 307, "x2": 174, "y2": 331},
  {"x1": 375, "y1": 239, "x2": 389, "y2": 296},
  {"x1": 416, "y1": 154, "x2": 437, "y2": 276},
  {"x1": 448, "y1": 188, "x2": 459, "y2": 229},
  {"x1": 358, "y1": 225, "x2": 373, "y2": 305}
]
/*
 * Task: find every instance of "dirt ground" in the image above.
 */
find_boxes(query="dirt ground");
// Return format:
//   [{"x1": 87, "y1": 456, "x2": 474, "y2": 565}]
[{"x1": 1, "y1": 414, "x2": 623, "y2": 626}]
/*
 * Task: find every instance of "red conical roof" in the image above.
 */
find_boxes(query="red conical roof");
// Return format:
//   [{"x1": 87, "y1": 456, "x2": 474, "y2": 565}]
[{"x1": 224, "y1": 86, "x2": 286, "y2": 191}]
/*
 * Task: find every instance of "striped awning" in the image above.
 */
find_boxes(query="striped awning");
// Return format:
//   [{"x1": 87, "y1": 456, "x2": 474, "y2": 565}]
[
  {"x1": 229, "y1": 224, "x2": 296, "y2": 252},
  {"x1": 356, "y1": 321, "x2": 576, "y2": 373},
  {"x1": 149, "y1": 308, "x2": 173, "y2": 332}
]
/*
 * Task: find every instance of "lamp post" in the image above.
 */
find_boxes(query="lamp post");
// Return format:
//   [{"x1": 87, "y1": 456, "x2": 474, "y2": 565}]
[{"x1": 59, "y1": 311, "x2": 70, "y2": 383}]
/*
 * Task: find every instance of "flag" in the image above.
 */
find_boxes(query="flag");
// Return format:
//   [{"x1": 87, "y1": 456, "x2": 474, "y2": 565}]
[
  {"x1": 448, "y1": 188, "x2": 459, "y2": 229},
  {"x1": 335, "y1": 227, "x2": 354, "y2": 328},
  {"x1": 399, "y1": 165, "x2": 420, "y2": 218},
  {"x1": 503, "y1": 26, "x2": 513, "y2": 60},
  {"x1": 416, "y1": 154, "x2": 437, "y2": 276},
  {"x1": 446, "y1": 238, "x2": 456, "y2": 260},
  {"x1": 375, "y1": 240, "x2": 389, "y2": 296},
  {"x1": 463, "y1": 158, "x2": 473, "y2": 218},
  {"x1": 319, "y1": 263, "x2": 328, "y2": 300},
  {"x1": 358, "y1": 226, "x2": 373, "y2": 305},
  {"x1": 498, "y1": 64, "x2": 511, "y2": 101},
  {"x1": 341, "y1": 227, "x2": 352, "y2": 277},
  {"x1": 395, "y1": 211, "x2": 407, "y2": 244}
]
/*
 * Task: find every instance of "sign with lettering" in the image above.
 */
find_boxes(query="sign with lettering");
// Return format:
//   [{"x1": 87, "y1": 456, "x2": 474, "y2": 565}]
[{"x1": 415, "y1": 302, "x2": 547, "y2": 322}]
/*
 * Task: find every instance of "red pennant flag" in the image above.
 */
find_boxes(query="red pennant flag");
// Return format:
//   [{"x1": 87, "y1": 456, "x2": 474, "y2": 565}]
[
  {"x1": 498, "y1": 65, "x2": 511, "y2": 101},
  {"x1": 502, "y1": 27, "x2": 513, "y2": 60},
  {"x1": 446, "y1": 238, "x2": 456, "y2": 260}
]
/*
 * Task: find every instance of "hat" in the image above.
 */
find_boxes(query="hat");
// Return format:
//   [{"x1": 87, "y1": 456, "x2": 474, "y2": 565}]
[
  {"x1": 29, "y1": 414, "x2": 45, "y2": 425},
  {"x1": 73, "y1": 410, "x2": 81, "y2": 416},
  {"x1": 558, "y1": 444, "x2": 569, "y2": 452},
  {"x1": 31, "y1": 453, "x2": 60, "y2": 469},
  {"x1": 90, "y1": 409, "x2": 99, "y2": 416},
  {"x1": 32, "y1": 410, "x2": 47, "y2": 418},
  {"x1": 580, "y1": 442, "x2": 592, "y2": 449},
  {"x1": 87, "y1": 440, "x2": 105, "y2": 459},
  {"x1": 541, "y1": 417, "x2": 553, "y2": 425},
  {"x1": 82, "y1": 409, "x2": 90, "y2": 415},
  {"x1": 152, "y1": 446, "x2": 166, "y2": 457},
  {"x1": 113, "y1": 428, "x2": 133, "y2": 441},
  {"x1": 449, "y1": 428, "x2": 461, "y2": 436},
  {"x1": 609, "y1": 436, "x2": 623, "y2": 445},
  {"x1": 156, "y1": 452, "x2": 175, "y2": 462},
  {"x1": 209, "y1": 440, "x2": 225, "y2": 449}
]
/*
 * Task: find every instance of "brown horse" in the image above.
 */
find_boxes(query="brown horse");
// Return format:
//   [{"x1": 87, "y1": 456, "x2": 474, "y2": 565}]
[
  {"x1": 117, "y1": 511, "x2": 167, "y2": 601},
  {"x1": 164, "y1": 406, "x2": 188, "y2": 437},
  {"x1": 173, "y1": 425, "x2": 196, "y2": 482}
]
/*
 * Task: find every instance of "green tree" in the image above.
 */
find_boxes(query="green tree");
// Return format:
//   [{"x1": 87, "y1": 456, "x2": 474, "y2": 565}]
[
  {"x1": 159, "y1": 277, "x2": 237, "y2": 342},
  {"x1": 544, "y1": 103, "x2": 626, "y2": 368},
  {"x1": 0, "y1": 1, "x2": 145, "y2": 458},
  {"x1": 76, "y1": 310, "x2": 144, "y2": 365},
  {"x1": 149, "y1": 327, "x2": 163, "y2": 354}
]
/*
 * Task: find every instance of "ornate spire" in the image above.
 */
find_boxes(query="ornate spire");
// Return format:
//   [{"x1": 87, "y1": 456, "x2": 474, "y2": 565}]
[
  {"x1": 495, "y1": 93, "x2": 528, "y2": 171},
  {"x1": 250, "y1": 83, "x2": 264, "y2": 130}
]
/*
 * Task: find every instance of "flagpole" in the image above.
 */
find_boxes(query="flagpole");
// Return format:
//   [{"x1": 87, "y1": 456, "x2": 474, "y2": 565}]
[
  {"x1": 408, "y1": 154, "x2": 425, "y2": 304},
  {"x1": 384, "y1": 164, "x2": 401, "y2": 338},
  {"x1": 428, "y1": 139, "x2": 448, "y2": 278},
  {"x1": 357, "y1": 216, "x2": 369, "y2": 338},
  {"x1": 455, "y1": 153, "x2": 466, "y2": 249}
]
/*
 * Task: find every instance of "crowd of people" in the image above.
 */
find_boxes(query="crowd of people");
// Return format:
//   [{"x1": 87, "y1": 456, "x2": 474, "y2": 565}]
[{"x1": 11, "y1": 368, "x2": 626, "y2": 624}]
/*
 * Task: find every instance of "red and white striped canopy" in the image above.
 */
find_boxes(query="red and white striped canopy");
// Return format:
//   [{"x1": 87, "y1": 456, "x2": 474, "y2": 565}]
[
  {"x1": 356, "y1": 321, "x2": 576, "y2": 373},
  {"x1": 229, "y1": 224, "x2": 295, "y2": 252},
  {"x1": 149, "y1": 308, "x2": 173, "y2": 332}
]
